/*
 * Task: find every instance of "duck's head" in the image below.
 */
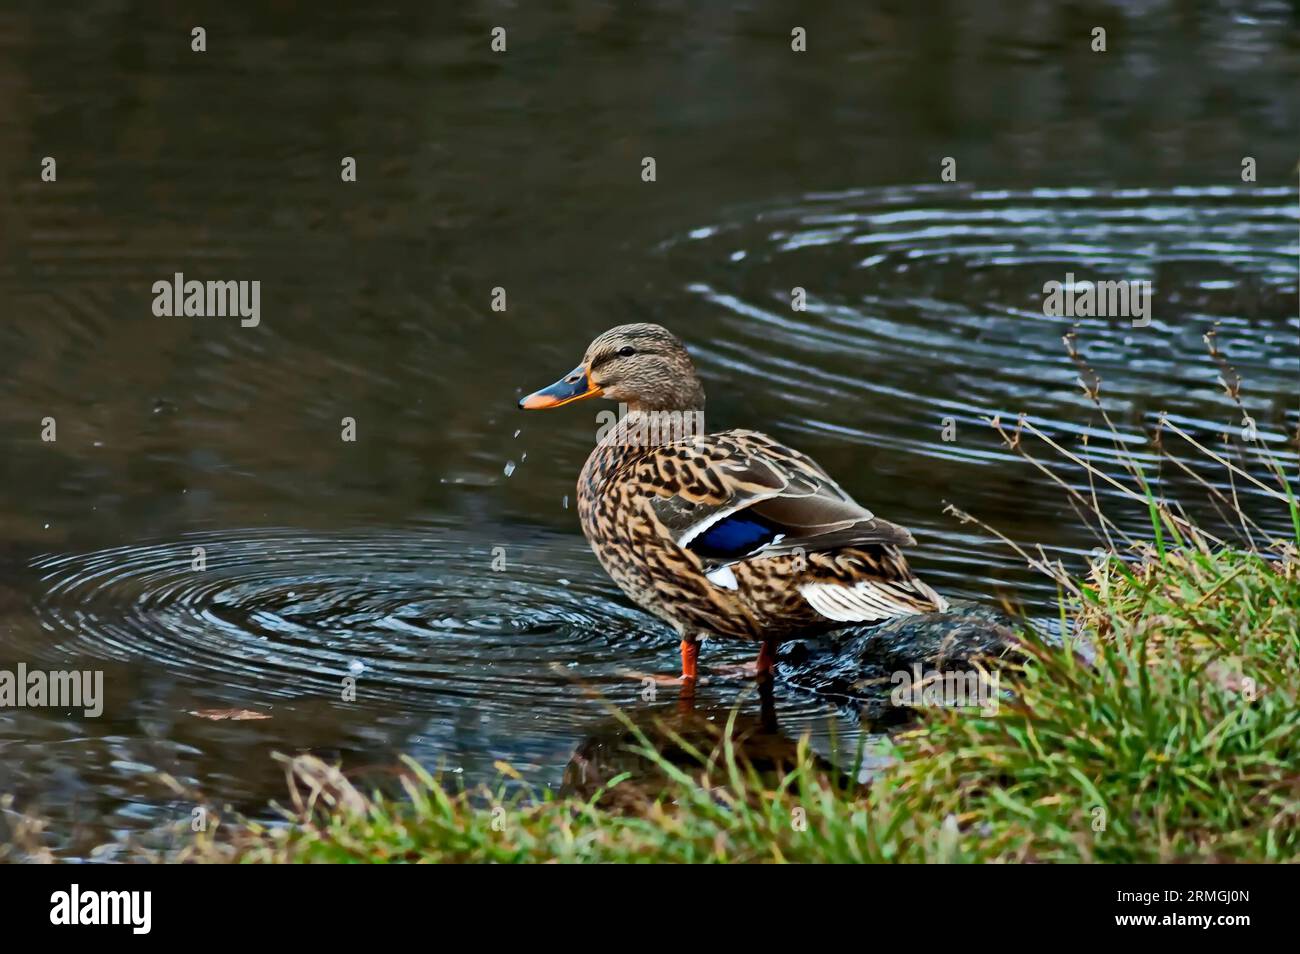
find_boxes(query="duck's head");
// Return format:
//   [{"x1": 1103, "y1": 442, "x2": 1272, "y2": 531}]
[{"x1": 518, "y1": 323, "x2": 706, "y2": 413}]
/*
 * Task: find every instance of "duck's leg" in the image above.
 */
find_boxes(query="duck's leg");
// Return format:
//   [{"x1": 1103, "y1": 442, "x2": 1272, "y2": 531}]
[
  {"x1": 679, "y1": 637, "x2": 700, "y2": 684},
  {"x1": 616, "y1": 634, "x2": 701, "y2": 691},
  {"x1": 755, "y1": 639, "x2": 777, "y2": 681},
  {"x1": 676, "y1": 638, "x2": 699, "y2": 712}
]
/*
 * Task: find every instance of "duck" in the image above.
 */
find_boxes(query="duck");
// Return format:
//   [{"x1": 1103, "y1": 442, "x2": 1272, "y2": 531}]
[{"x1": 518, "y1": 323, "x2": 947, "y2": 686}]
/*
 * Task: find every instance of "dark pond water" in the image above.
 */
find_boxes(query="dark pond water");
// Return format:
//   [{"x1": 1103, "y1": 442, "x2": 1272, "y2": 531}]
[{"x1": 0, "y1": 2, "x2": 1297, "y2": 859}]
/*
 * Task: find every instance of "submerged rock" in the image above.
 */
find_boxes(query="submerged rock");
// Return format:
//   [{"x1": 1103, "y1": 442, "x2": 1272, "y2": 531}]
[{"x1": 777, "y1": 600, "x2": 1026, "y2": 719}]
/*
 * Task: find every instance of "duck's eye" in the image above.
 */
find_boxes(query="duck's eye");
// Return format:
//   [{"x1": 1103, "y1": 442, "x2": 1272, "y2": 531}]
[{"x1": 617, "y1": 346, "x2": 636, "y2": 357}]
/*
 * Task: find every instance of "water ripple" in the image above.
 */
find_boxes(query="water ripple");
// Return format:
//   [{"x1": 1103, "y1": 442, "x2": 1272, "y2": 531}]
[
  {"x1": 28, "y1": 526, "x2": 667, "y2": 718},
  {"x1": 661, "y1": 184, "x2": 1298, "y2": 564}
]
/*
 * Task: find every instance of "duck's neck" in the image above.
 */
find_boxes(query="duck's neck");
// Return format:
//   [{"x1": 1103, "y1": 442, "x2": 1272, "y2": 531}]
[{"x1": 625, "y1": 373, "x2": 706, "y2": 415}]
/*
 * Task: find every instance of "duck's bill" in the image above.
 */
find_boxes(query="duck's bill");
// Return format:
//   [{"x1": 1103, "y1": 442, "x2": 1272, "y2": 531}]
[{"x1": 518, "y1": 365, "x2": 604, "y2": 409}]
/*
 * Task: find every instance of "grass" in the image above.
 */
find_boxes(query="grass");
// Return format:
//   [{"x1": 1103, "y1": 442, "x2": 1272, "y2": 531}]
[{"x1": 887, "y1": 546, "x2": 1299, "y2": 862}]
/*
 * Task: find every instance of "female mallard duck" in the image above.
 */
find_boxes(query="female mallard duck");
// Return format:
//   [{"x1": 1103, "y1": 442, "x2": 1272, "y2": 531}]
[{"x1": 518, "y1": 323, "x2": 947, "y2": 685}]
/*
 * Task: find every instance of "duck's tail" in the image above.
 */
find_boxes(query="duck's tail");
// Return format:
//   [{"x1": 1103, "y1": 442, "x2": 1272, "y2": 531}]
[{"x1": 796, "y1": 547, "x2": 948, "y2": 623}]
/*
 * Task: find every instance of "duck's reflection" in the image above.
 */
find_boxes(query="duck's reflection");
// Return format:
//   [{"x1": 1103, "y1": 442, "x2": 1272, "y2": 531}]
[{"x1": 561, "y1": 680, "x2": 844, "y2": 809}]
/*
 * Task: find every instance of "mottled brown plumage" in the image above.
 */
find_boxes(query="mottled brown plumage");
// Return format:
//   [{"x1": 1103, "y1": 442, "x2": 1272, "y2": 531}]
[{"x1": 519, "y1": 323, "x2": 947, "y2": 681}]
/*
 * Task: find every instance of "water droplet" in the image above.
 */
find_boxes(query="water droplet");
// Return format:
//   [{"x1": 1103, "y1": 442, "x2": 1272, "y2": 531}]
[
  {"x1": 503, "y1": 460, "x2": 516, "y2": 477},
  {"x1": 562, "y1": 495, "x2": 569, "y2": 509},
  {"x1": 513, "y1": 429, "x2": 521, "y2": 438},
  {"x1": 348, "y1": 659, "x2": 366, "y2": 676}
]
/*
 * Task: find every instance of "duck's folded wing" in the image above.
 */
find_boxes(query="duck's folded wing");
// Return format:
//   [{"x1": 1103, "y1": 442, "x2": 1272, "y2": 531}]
[{"x1": 648, "y1": 431, "x2": 915, "y2": 571}]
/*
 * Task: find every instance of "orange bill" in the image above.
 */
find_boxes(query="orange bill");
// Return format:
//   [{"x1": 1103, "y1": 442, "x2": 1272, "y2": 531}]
[{"x1": 518, "y1": 365, "x2": 603, "y2": 409}]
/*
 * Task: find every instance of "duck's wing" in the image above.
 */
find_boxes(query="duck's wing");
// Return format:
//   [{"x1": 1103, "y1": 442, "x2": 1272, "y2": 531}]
[{"x1": 648, "y1": 429, "x2": 915, "y2": 572}]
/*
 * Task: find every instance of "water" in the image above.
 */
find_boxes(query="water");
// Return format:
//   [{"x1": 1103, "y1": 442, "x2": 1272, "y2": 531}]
[{"x1": 0, "y1": 1, "x2": 1297, "y2": 859}]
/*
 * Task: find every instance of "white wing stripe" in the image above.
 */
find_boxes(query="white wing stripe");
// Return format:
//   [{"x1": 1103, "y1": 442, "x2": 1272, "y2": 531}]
[{"x1": 798, "y1": 581, "x2": 933, "y2": 623}]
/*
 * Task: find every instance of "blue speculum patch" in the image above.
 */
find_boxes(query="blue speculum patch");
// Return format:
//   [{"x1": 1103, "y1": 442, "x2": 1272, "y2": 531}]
[{"x1": 688, "y1": 512, "x2": 780, "y2": 559}]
